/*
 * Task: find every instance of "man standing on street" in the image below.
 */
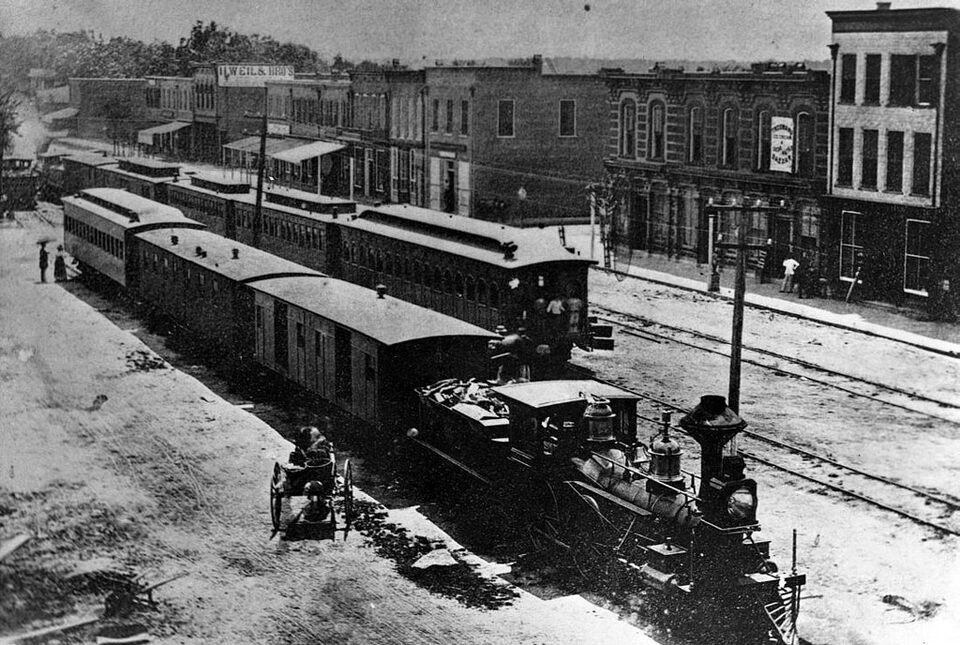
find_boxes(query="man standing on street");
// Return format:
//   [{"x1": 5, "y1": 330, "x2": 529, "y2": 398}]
[
  {"x1": 781, "y1": 255, "x2": 799, "y2": 293},
  {"x1": 38, "y1": 242, "x2": 49, "y2": 283}
]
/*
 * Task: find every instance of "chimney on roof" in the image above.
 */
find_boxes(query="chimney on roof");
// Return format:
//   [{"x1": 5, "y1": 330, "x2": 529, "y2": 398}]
[
  {"x1": 201, "y1": 250, "x2": 208, "y2": 258},
  {"x1": 375, "y1": 283, "x2": 387, "y2": 299},
  {"x1": 232, "y1": 248, "x2": 239, "y2": 259},
  {"x1": 532, "y1": 54, "x2": 543, "y2": 73},
  {"x1": 195, "y1": 246, "x2": 203, "y2": 256},
  {"x1": 171, "y1": 235, "x2": 178, "y2": 246},
  {"x1": 876, "y1": 2, "x2": 891, "y2": 10}
]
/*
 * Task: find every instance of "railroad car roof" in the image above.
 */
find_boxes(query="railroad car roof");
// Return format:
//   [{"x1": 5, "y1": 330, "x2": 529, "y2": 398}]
[
  {"x1": 168, "y1": 179, "x2": 349, "y2": 222},
  {"x1": 251, "y1": 275, "x2": 498, "y2": 346},
  {"x1": 62, "y1": 188, "x2": 199, "y2": 227},
  {"x1": 345, "y1": 204, "x2": 594, "y2": 269},
  {"x1": 61, "y1": 153, "x2": 118, "y2": 166},
  {"x1": 491, "y1": 380, "x2": 640, "y2": 409},
  {"x1": 264, "y1": 184, "x2": 356, "y2": 208},
  {"x1": 105, "y1": 164, "x2": 178, "y2": 184},
  {"x1": 136, "y1": 228, "x2": 323, "y2": 282}
]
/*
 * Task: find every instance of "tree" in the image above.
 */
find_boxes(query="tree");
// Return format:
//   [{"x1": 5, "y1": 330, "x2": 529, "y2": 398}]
[{"x1": 1, "y1": 86, "x2": 23, "y2": 215}]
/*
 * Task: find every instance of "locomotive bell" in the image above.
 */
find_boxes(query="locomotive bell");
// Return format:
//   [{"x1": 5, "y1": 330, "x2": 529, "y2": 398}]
[
  {"x1": 648, "y1": 412, "x2": 684, "y2": 491},
  {"x1": 583, "y1": 395, "x2": 616, "y2": 442},
  {"x1": 679, "y1": 395, "x2": 747, "y2": 497}
]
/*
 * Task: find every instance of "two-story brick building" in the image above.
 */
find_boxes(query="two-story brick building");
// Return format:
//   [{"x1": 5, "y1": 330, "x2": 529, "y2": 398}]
[
  {"x1": 139, "y1": 76, "x2": 193, "y2": 157},
  {"x1": 823, "y1": 3, "x2": 959, "y2": 318},
  {"x1": 424, "y1": 56, "x2": 608, "y2": 224},
  {"x1": 600, "y1": 63, "x2": 830, "y2": 273}
]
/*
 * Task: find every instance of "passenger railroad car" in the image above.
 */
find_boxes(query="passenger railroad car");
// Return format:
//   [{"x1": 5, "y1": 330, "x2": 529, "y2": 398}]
[
  {"x1": 62, "y1": 188, "x2": 204, "y2": 288},
  {"x1": 338, "y1": 204, "x2": 594, "y2": 354},
  {"x1": 135, "y1": 227, "x2": 323, "y2": 362}
]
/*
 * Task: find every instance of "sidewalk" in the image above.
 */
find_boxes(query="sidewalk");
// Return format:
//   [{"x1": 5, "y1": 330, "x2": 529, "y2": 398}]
[{"x1": 562, "y1": 225, "x2": 960, "y2": 358}]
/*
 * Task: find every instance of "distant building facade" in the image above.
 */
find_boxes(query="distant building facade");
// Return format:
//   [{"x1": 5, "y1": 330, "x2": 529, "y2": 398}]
[
  {"x1": 824, "y1": 4, "x2": 959, "y2": 317},
  {"x1": 70, "y1": 78, "x2": 148, "y2": 145},
  {"x1": 600, "y1": 63, "x2": 830, "y2": 273}
]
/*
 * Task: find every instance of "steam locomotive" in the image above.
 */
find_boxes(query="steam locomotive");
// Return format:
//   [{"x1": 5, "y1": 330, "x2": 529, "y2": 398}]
[{"x1": 410, "y1": 379, "x2": 805, "y2": 644}]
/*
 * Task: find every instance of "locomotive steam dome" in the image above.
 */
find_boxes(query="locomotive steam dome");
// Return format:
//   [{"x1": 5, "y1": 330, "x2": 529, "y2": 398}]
[
  {"x1": 648, "y1": 428, "x2": 684, "y2": 484},
  {"x1": 583, "y1": 396, "x2": 616, "y2": 442}
]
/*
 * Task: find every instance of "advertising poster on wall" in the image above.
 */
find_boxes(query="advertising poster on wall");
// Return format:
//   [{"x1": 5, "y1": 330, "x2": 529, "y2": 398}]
[{"x1": 770, "y1": 115, "x2": 794, "y2": 173}]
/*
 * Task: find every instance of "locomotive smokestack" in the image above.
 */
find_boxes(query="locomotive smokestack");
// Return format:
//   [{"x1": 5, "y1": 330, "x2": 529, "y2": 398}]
[{"x1": 679, "y1": 395, "x2": 746, "y2": 498}]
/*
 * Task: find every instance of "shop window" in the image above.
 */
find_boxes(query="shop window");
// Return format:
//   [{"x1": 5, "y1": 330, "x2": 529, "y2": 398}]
[
  {"x1": 688, "y1": 106, "x2": 703, "y2": 163},
  {"x1": 839, "y1": 210, "x2": 863, "y2": 281},
  {"x1": 498, "y1": 99, "x2": 515, "y2": 138},
  {"x1": 619, "y1": 99, "x2": 636, "y2": 158},
  {"x1": 904, "y1": 219, "x2": 930, "y2": 295},
  {"x1": 722, "y1": 108, "x2": 738, "y2": 167},
  {"x1": 648, "y1": 101, "x2": 665, "y2": 160},
  {"x1": 864, "y1": 54, "x2": 881, "y2": 105},
  {"x1": 840, "y1": 53, "x2": 857, "y2": 104},
  {"x1": 756, "y1": 109, "x2": 771, "y2": 171},
  {"x1": 912, "y1": 132, "x2": 932, "y2": 196},
  {"x1": 861, "y1": 129, "x2": 878, "y2": 189},
  {"x1": 559, "y1": 99, "x2": 576, "y2": 137},
  {"x1": 837, "y1": 128, "x2": 854, "y2": 186},
  {"x1": 886, "y1": 131, "x2": 904, "y2": 192}
]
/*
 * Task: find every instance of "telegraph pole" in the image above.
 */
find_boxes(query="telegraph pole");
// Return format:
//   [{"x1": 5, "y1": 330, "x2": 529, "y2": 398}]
[
  {"x1": 250, "y1": 87, "x2": 268, "y2": 249},
  {"x1": 708, "y1": 200, "x2": 783, "y2": 414}
]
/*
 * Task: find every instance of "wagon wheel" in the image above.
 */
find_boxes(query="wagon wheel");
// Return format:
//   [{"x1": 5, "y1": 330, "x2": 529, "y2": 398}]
[
  {"x1": 270, "y1": 462, "x2": 284, "y2": 531},
  {"x1": 341, "y1": 459, "x2": 354, "y2": 531}
]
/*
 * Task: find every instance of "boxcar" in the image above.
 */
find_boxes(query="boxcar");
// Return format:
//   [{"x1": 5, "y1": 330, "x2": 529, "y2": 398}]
[
  {"x1": 135, "y1": 227, "x2": 323, "y2": 362},
  {"x1": 248, "y1": 275, "x2": 496, "y2": 426},
  {"x1": 62, "y1": 188, "x2": 204, "y2": 288}
]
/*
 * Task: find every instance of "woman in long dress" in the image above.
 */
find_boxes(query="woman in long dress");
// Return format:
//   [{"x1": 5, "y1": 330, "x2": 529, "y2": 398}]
[{"x1": 54, "y1": 245, "x2": 67, "y2": 282}]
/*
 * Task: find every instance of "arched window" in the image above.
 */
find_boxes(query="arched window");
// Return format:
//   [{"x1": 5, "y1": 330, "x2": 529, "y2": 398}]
[
  {"x1": 442, "y1": 269, "x2": 452, "y2": 293},
  {"x1": 477, "y1": 279, "x2": 487, "y2": 305},
  {"x1": 795, "y1": 111, "x2": 814, "y2": 177},
  {"x1": 433, "y1": 267, "x2": 442, "y2": 290},
  {"x1": 722, "y1": 107, "x2": 738, "y2": 167},
  {"x1": 489, "y1": 282, "x2": 501, "y2": 309},
  {"x1": 359, "y1": 246, "x2": 367, "y2": 267},
  {"x1": 756, "y1": 109, "x2": 772, "y2": 171},
  {"x1": 648, "y1": 101, "x2": 665, "y2": 160},
  {"x1": 619, "y1": 99, "x2": 636, "y2": 158},
  {"x1": 466, "y1": 275, "x2": 476, "y2": 301},
  {"x1": 454, "y1": 273, "x2": 464, "y2": 296},
  {"x1": 376, "y1": 250, "x2": 384, "y2": 272},
  {"x1": 688, "y1": 106, "x2": 704, "y2": 163}
]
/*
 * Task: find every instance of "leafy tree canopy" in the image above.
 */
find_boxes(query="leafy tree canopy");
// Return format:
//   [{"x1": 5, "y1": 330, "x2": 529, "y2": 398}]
[{"x1": 0, "y1": 22, "x2": 346, "y2": 85}]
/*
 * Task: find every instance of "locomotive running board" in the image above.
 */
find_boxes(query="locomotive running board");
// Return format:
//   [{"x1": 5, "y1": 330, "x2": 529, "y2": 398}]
[
  {"x1": 407, "y1": 437, "x2": 492, "y2": 486},
  {"x1": 568, "y1": 480, "x2": 653, "y2": 517}
]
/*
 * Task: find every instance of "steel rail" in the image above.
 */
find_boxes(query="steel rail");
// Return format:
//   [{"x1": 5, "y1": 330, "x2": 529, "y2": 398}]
[
  {"x1": 566, "y1": 364, "x2": 960, "y2": 534},
  {"x1": 593, "y1": 306, "x2": 960, "y2": 426}
]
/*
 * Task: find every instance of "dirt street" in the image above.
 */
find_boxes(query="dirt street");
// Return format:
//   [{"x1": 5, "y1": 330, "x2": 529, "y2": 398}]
[
  {"x1": 0, "y1": 212, "x2": 654, "y2": 644},
  {"x1": 581, "y1": 270, "x2": 960, "y2": 645}
]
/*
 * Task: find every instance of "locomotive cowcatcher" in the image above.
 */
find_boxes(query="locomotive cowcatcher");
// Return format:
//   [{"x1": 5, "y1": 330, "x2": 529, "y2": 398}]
[{"x1": 410, "y1": 381, "x2": 805, "y2": 645}]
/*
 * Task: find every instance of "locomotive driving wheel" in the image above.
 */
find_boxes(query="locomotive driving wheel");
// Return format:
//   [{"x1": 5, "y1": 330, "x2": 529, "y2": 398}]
[
  {"x1": 341, "y1": 459, "x2": 354, "y2": 532},
  {"x1": 269, "y1": 462, "x2": 285, "y2": 531}
]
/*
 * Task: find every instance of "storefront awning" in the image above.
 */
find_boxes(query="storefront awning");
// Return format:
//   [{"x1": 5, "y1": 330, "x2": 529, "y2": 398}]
[
  {"x1": 271, "y1": 140, "x2": 345, "y2": 164},
  {"x1": 41, "y1": 107, "x2": 78, "y2": 124},
  {"x1": 137, "y1": 121, "x2": 190, "y2": 145},
  {"x1": 223, "y1": 135, "x2": 262, "y2": 153}
]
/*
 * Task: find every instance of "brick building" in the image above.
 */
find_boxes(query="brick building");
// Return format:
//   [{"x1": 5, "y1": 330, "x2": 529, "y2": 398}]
[
  {"x1": 344, "y1": 69, "x2": 391, "y2": 203},
  {"x1": 600, "y1": 63, "x2": 830, "y2": 273},
  {"x1": 823, "y1": 3, "x2": 959, "y2": 317},
  {"x1": 69, "y1": 78, "x2": 148, "y2": 147},
  {"x1": 424, "y1": 56, "x2": 608, "y2": 224},
  {"x1": 139, "y1": 76, "x2": 193, "y2": 158}
]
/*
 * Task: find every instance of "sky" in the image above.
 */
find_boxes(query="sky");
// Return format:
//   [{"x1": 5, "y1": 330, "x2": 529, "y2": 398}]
[{"x1": 2, "y1": 0, "x2": 960, "y2": 63}]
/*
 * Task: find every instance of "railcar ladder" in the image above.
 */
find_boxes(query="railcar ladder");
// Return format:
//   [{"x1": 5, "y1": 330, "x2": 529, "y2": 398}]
[{"x1": 762, "y1": 585, "x2": 801, "y2": 645}]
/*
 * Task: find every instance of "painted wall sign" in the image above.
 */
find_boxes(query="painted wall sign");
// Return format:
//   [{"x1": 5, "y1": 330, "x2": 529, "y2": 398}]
[
  {"x1": 770, "y1": 116, "x2": 794, "y2": 173},
  {"x1": 217, "y1": 64, "x2": 294, "y2": 87}
]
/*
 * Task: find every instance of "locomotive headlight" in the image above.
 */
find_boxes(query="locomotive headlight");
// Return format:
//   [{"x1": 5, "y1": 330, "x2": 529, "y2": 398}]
[{"x1": 727, "y1": 486, "x2": 757, "y2": 520}]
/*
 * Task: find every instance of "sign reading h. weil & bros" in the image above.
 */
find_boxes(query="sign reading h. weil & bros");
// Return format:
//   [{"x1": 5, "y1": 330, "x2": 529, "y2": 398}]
[{"x1": 217, "y1": 64, "x2": 294, "y2": 87}]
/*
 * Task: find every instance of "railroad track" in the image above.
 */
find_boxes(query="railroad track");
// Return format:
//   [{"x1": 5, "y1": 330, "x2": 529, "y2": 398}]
[
  {"x1": 593, "y1": 303, "x2": 960, "y2": 427},
  {"x1": 568, "y1": 364, "x2": 960, "y2": 537}
]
